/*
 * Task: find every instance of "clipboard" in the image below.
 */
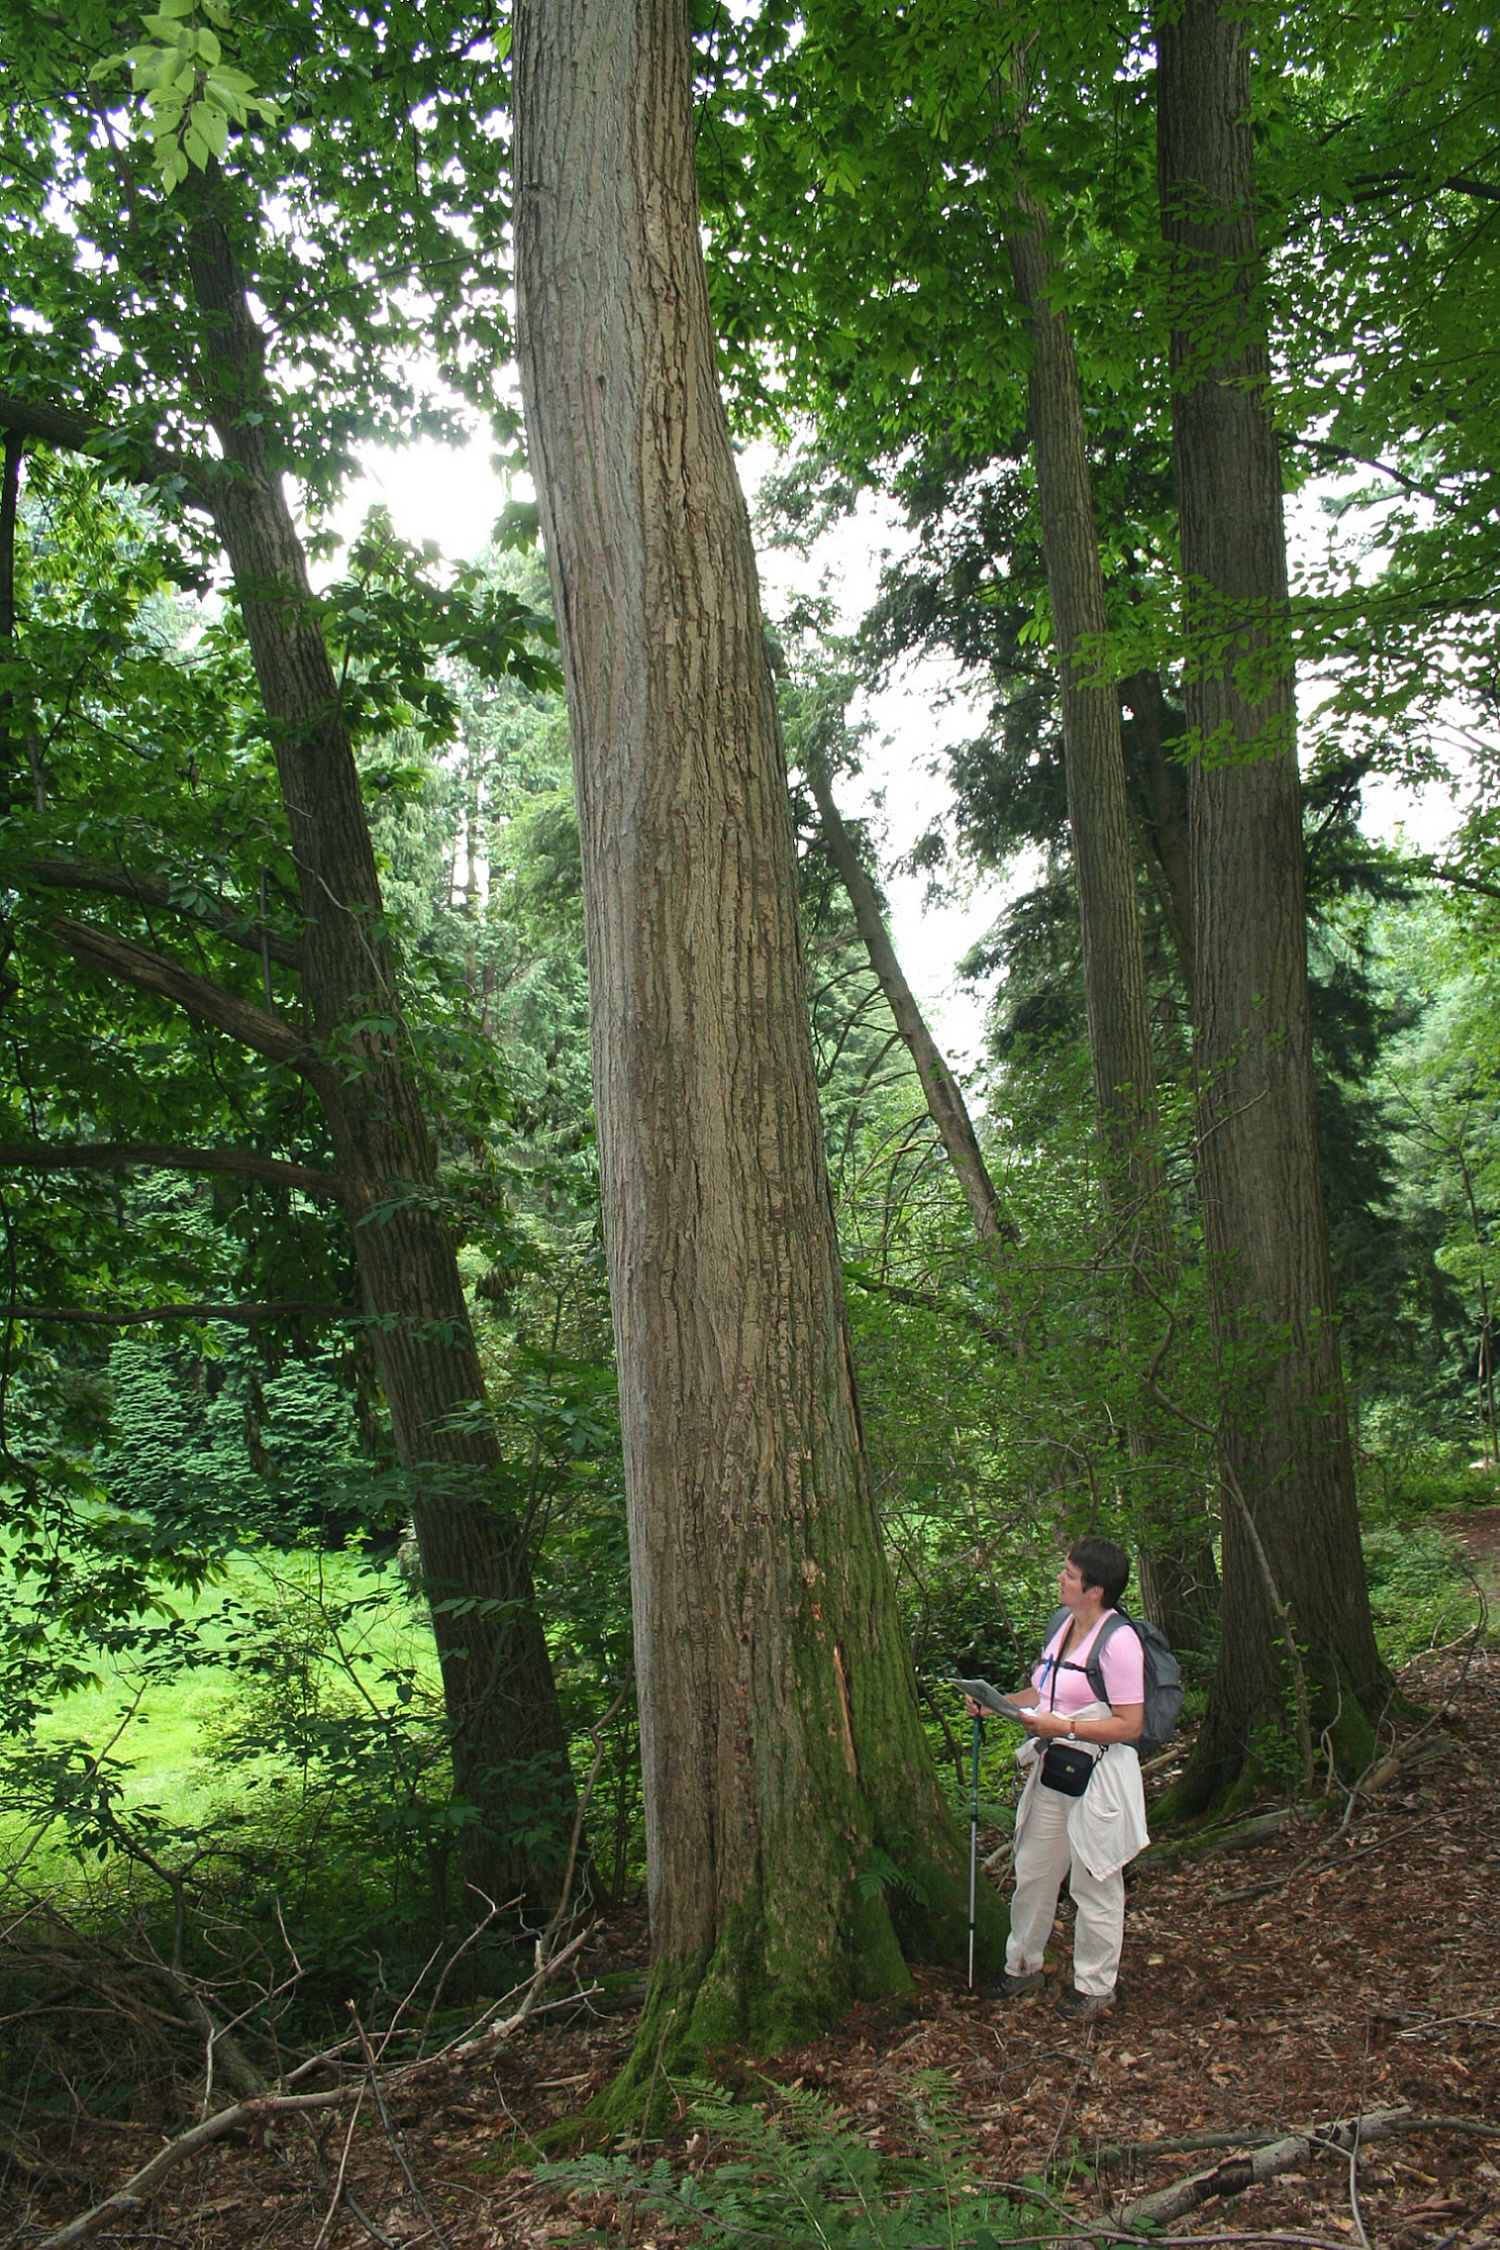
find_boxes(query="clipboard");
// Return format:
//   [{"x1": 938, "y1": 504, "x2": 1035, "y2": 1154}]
[{"x1": 946, "y1": 1676, "x2": 1029, "y2": 1723}]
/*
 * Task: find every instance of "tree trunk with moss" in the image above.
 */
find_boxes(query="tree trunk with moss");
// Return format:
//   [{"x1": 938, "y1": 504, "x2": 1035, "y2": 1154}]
[
  {"x1": 513, "y1": 0, "x2": 1002, "y2": 2077},
  {"x1": 1156, "y1": 0, "x2": 1390, "y2": 1809}
]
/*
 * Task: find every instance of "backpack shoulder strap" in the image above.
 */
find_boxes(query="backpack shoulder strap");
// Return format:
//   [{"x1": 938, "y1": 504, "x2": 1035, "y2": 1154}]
[{"x1": 1085, "y1": 1610, "x2": 1129, "y2": 1704}]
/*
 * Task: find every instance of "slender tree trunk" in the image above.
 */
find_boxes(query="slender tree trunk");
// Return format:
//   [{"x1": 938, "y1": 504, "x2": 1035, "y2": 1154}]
[
  {"x1": 1007, "y1": 205, "x2": 1159, "y2": 1207},
  {"x1": 1120, "y1": 671, "x2": 1194, "y2": 1006},
  {"x1": 1155, "y1": 0, "x2": 1389, "y2": 1805},
  {"x1": 178, "y1": 183, "x2": 573, "y2": 1898},
  {"x1": 1, "y1": 432, "x2": 25, "y2": 811},
  {"x1": 513, "y1": 0, "x2": 1001, "y2": 2077},
  {"x1": 804, "y1": 758, "x2": 1016, "y2": 1247},
  {"x1": 1006, "y1": 192, "x2": 1218, "y2": 1653}
]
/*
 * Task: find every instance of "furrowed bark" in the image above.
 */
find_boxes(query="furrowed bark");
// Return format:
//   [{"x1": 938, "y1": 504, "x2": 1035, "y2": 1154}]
[
  {"x1": 1155, "y1": 0, "x2": 1390, "y2": 1804},
  {"x1": 805, "y1": 758, "x2": 1016, "y2": 1247},
  {"x1": 1120, "y1": 670, "x2": 1194, "y2": 1004},
  {"x1": 514, "y1": 0, "x2": 1002, "y2": 2074},
  {"x1": 1006, "y1": 199, "x2": 1161, "y2": 1207},
  {"x1": 116, "y1": 172, "x2": 575, "y2": 1899},
  {"x1": 1005, "y1": 176, "x2": 1217, "y2": 1652}
]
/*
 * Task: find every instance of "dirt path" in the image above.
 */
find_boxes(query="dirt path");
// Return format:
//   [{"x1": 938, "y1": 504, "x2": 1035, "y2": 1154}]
[{"x1": 7, "y1": 1649, "x2": 1498, "y2": 2249}]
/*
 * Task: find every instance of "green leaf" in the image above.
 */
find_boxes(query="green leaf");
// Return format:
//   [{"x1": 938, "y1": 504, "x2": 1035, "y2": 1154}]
[{"x1": 192, "y1": 104, "x2": 229, "y2": 157}]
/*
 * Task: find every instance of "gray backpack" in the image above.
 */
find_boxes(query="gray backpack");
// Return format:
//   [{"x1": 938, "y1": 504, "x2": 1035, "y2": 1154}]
[{"x1": 1041, "y1": 1607, "x2": 1184, "y2": 1754}]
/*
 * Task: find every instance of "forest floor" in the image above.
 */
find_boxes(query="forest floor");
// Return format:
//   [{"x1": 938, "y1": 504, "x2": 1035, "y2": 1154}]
[{"x1": 6, "y1": 1638, "x2": 1499, "y2": 2250}]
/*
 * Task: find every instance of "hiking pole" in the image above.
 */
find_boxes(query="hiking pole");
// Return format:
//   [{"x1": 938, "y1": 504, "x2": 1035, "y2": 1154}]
[{"x1": 967, "y1": 1711, "x2": 983, "y2": 1989}]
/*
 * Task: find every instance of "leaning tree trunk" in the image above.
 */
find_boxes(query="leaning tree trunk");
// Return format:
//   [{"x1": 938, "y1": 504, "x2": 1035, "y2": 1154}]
[
  {"x1": 1156, "y1": 0, "x2": 1389, "y2": 1807},
  {"x1": 513, "y1": 0, "x2": 1002, "y2": 2080},
  {"x1": 180, "y1": 184, "x2": 573, "y2": 1900},
  {"x1": 804, "y1": 755, "x2": 1016, "y2": 1248},
  {"x1": 1005, "y1": 188, "x2": 1218, "y2": 1654}
]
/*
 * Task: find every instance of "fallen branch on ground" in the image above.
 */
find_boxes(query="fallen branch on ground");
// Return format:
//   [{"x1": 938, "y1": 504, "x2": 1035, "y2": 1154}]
[
  {"x1": 1113, "y1": 2108, "x2": 1414, "y2": 2229},
  {"x1": 33, "y1": 1925, "x2": 595, "y2": 2250},
  {"x1": 1215, "y1": 1807, "x2": 1439, "y2": 1906},
  {"x1": 1142, "y1": 1808, "x2": 1304, "y2": 1869},
  {"x1": 1088, "y1": 2128, "x2": 1285, "y2": 2168}
]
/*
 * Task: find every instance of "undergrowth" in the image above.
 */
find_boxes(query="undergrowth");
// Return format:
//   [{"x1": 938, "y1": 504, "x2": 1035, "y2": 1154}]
[
  {"x1": 1362, "y1": 1521, "x2": 1487, "y2": 1665},
  {"x1": 539, "y1": 2074, "x2": 1038, "y2": 2248}
]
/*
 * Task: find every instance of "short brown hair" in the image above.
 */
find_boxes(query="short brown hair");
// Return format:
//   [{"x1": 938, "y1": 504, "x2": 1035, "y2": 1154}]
[{"x1": 1068, "y1": 1536, "x2": 1129, "y2": 1608}]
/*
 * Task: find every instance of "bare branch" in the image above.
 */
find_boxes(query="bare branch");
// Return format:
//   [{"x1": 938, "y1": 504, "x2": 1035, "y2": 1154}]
[
  {"x1": 1115, "y1": 2108, "x2": 1413, "y2": 2231},
  {"x1": 32, "y1": 1927, "x2": 597, "y2": 2250},
  {"x1": 14, "y1": 857, "x2": 300, "y2": 967},
  {"x1": 47, "y1": 915, "x2": 331, "y2": 1084},
  {"x1": 844, "y1": 1266, "x2": 1013, "y2": 1351},
  {"x1": 0, "y1": 1142, "x2": 340, "y2": 1198},
  {"x1": 2, "y1": 1301, "x2": 355, "y2": 1328},
  {"x1": 806, "y1": 755, "x2": 1019, "y2": 1246}
]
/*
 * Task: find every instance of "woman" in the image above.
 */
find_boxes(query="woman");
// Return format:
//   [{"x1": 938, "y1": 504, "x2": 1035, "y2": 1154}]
[{"x1": 968, "y1": 1536, "x2": 1149, "y2": 2021}]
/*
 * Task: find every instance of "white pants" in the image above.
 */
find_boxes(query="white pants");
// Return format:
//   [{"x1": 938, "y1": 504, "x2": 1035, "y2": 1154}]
[{"x1": 1006, "y1": 1774, "x2": 1125, "y2": 1997}]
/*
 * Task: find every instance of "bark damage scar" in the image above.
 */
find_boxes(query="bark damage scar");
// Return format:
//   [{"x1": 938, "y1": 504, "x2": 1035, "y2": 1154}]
[{"x1": 832, "y1": 1639, "x2": 858, "y2": 1780}]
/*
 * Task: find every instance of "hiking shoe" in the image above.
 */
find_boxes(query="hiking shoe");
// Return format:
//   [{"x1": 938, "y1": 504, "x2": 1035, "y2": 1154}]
[
  {"x1": 1056, "y1": 1986, "x2": 1115, "y2": 2022},
  {"x1": 997, "y1": 1969, "x2": 1046, "y2": 1997}
]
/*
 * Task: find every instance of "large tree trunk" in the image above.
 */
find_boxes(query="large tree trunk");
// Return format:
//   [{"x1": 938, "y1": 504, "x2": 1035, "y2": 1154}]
[
  {"x1": 1005, "y1": 192, "x2": 1218, "y2": 1654},
  {"x1": 513, "y1": 0, "x2": 1001, "y2": 2077},
  {"x1": 1155, "y1": 0, "x2": 1389, "y2": 1806},
  {"x1": 179, "y1": 185, "x2": 573, "y2": 1900}
]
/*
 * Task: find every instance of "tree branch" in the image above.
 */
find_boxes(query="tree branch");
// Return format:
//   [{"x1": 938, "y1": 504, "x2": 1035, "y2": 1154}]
[
  {"x1": 1, "y1": 1302, "x2": 355, "y2": 1328},
  {"x1": 1442, "y1": 173, "x2": 1500, "y2": 203},
  {"x1": 32, "y1": 1928, "x2": 595, "y2": 2250},
  {"x1": 844, "y1": 1266, "x2": 1012, "y2": 1350},
  {"x1": 0, "y1": 1143, "x2": 340, "y2": 1198},
  {"x1": 14, "y1": 857, "x2": 300, "y2": 967},
  {"x1": 1114, "y1": 2108, "x2": 1413, "y2": 2230},
  {"x1": 47, "y1": 916, "x2": 330, "y2": 1083},
  {"x1": 1291, "y1": 435, "x2": 1448, "y2": 505},
  {"x1": 0, "y1": 394, "x2": 215, "y2": 511}
]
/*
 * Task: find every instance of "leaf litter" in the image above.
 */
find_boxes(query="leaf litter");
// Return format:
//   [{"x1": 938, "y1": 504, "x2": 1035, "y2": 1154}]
[{"x1": 4, "y1": 1646, "x2": 1497, "y2": 2249}]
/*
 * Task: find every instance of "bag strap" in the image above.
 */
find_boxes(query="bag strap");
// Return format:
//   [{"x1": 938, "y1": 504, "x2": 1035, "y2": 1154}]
[
  {"x1": 1041, "y1": 1608, "x2": 1122, "y2": 1711},
  {"x1": 1086, "y1": 1611, "x2": 1127, "y2": 1705}
]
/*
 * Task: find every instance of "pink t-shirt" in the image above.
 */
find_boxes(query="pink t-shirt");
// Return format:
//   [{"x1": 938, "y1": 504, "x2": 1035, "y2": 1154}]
[{"x1": 1032, "y1": 1613, "x2": 1144, "y2": 1718}]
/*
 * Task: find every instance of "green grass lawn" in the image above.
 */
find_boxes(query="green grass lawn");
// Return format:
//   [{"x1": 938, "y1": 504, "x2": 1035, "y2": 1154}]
[{"x1": 15, "y1": 1548, "x2": 442, "y2": 1864}]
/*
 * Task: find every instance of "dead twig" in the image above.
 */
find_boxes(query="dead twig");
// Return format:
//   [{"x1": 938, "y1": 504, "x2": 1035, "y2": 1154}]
[
  {"x1": 309, "y1": 2079, "x2": 366, "y2": 2250},
  {"x1": 31, "y1": 1925, "x2": 595, "y2": 2250},
  {"x1": 1089, "y1": 2130, "x2": 1285, "y2": 2168},
  {"x1": 1043, "y1": 2026, "x2": 1097, "y2": 2174},
  {"x1": 349, "y1": 2001, "x2": 452, "y2": 2250}
]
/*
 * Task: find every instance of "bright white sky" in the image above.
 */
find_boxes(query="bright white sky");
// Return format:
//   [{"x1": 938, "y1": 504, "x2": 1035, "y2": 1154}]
[{"x1": 330, "y1": 426, "x2": 1464, "y2": 1072}]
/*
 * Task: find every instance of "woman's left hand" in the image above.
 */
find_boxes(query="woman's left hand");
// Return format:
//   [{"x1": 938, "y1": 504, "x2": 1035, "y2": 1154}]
[{"x1": 1019, "y1": 1709, "x2": 1070, "y2": 1740}]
